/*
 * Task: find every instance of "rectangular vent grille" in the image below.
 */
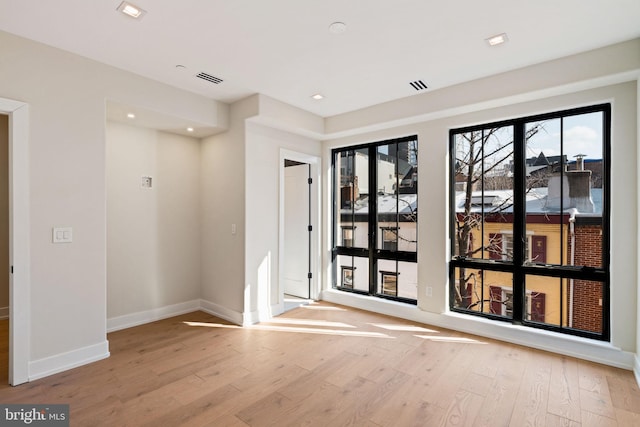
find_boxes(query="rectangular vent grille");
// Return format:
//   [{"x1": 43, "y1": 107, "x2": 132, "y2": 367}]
[
  {"x1": 196, "y1": 72, "x2": 223, "y2": 84},
  {"x1": 409, "y1": 80, "x2": 428, "y2": 91}
]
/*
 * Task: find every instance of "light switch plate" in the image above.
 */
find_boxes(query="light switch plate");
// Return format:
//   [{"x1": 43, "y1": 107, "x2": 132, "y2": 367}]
[{"x1": 53, "y1": 227, "x2": 73, "y2": 243}]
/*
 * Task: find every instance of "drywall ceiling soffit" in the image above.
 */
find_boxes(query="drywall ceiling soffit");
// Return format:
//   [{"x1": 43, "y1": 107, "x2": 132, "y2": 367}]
[
  {"x1": 106, "y1": 101, "x2": 225, "y2": 138},
  {"x1": 1, "y1": 1, "x2": 639, "y2": 118}
]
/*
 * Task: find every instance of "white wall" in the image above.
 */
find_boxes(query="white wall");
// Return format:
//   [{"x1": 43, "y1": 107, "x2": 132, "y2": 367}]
[
  {"x1": 106, "y1": 122, "x2": 201, "y2": 329},
  {"x1": 199, "y1": 95, "x2": 322, "y2": 324},
  {"x1": 244, "y1": 122, "x2": 321, "y2": 321},
  {"x1": 200, "y1": 96, "x2": 256, "y2": 323},
  {"x1": 322, "y1": 40, "x2": 640, "y2": 370},
  {"x1": 0, "y1": 30, "x2": 225, "y2": 379}
]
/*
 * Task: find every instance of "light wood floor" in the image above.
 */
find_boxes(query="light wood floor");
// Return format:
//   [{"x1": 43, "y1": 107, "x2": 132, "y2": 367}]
[{"x1": 0, "y1": 303, "x2": 639, "y2": 426}]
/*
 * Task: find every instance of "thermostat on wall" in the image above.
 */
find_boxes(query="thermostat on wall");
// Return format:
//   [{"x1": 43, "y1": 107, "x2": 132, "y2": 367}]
[{"x1": 141, "y1": 176, "x2": 153, "y2": 188}]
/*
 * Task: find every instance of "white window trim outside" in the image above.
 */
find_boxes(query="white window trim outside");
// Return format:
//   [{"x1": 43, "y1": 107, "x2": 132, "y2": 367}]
[
  {"x1": 500, "y1": 286, "x2": 533, "y2": 320},
  {"x1": 499, "y1": 230, "x2": 534, "y2": 262}
]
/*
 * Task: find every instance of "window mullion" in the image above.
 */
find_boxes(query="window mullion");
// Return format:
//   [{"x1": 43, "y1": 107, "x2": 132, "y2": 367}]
[
  {"x1": 512, "y1": 122, "x2": 526, "y2": 324},
  {"x1": 559, "y1": 118, "x2": 565, "y2": 327},
  {"x1": 368, "y1": 145, "x2": 377, "y2": 295}
]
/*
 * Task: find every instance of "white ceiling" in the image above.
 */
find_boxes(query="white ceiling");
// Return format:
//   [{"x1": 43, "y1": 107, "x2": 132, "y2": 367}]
[{"x1": 1, "y1": 0, "x2": 639, "y2": 119}]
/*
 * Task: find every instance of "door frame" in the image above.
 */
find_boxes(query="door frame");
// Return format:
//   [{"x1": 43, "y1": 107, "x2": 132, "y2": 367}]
[
  {"x1": 0, "y1": 97, "x2": 30, "y2": 385},
  {"x1": 278, "y1": 149, "x2": 320, "y2": 310}
]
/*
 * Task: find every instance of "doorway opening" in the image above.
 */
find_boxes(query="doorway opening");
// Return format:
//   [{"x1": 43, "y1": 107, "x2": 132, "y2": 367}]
[
  {"x1": 283, "y1": 159, "x2": 311, "y2": 300},
  {"x1": 279, "y1": 150, "x2": 320, "y2": 313}
]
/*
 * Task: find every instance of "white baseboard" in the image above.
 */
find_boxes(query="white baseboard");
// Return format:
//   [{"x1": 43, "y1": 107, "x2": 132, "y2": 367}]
[
  {"x1": 27, "y1": 299, "x2": 244, "y2": 382},
  {"x1": 0, "y1": 306, "x2": 8, "y2": 320},
  {"x1": 29, "y1": 341, "x2": 109, "y2": 381},
  {"x1": 199, "y1": 299, "x2": 275, "y2": 325},
  {"x1": 107, "y1": 300, "x2": 201, "y2": 332},
  {"x1": 634, "y1": 354, "x2": 640, "y2": 389},
  {"x1": 271, "y1": 302, "x2": 284, "y2": 318},
  {"x1": 199, "y1": 299, "x2": 244, "y2": 325}
]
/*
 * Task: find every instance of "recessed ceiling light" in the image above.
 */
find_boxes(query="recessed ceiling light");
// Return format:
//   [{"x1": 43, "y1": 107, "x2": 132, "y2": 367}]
[
  {"x1": 127, "y1": 113, "x2": 136, "y2": 119},
  {"x1": 329, "y1": 22, "x2": 347, "y2": 35},
  {"x1": 186, "y1": 127, "x2": 194, "y2": 132},
  {"x1": 311, "y1": 94, "x2": 324, "y2": 100},
  {"x1": 117, "y1": 1, "x2": 146, "y2": 19},
  {"x1": 486, "y1": 33, "x2": 508, "y2": 46}
]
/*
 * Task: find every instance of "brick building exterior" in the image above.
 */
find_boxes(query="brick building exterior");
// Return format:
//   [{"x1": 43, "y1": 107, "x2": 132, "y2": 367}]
[{"x1": 569, "y1": 222, "x2": 604, "y2": 333}]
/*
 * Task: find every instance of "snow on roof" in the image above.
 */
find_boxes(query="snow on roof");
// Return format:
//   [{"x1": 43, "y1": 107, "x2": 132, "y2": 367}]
[
  {"x1": 341, "y1": 193, "x2": 417, "y2": 215},
  {"x1": 455, "y1": 188, "x2": 603, "y2": 214}
]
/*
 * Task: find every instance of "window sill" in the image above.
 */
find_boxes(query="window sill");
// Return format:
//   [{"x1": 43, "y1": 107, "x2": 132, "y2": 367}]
[{"x1": 321, "y1": 288, "x2": 634, "y2": 371}]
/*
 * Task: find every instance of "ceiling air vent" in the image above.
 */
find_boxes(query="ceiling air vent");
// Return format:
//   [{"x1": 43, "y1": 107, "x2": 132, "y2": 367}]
[
  {"x1": 196, "y1": 72, "x2": 223, "y2": 84},
  {"x1": 409, "y1": 80, "x2": 428, "y2": 91}
]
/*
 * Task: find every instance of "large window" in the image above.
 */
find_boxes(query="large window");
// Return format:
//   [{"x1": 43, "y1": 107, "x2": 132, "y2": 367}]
[
  {"x1": 333, "y1": 136, "x2": 418, "y2": 303},
  {"x1": 450, "y1": 104, "x2": 610, "y2": 340}
]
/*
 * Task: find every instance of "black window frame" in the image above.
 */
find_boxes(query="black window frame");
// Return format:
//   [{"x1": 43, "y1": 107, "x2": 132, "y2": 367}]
[
  {"x1": 449, "y1": 104, "x2": 610, "y2": 341},
  {"x1": 332, "y1": 135, "x2": 418, "y2": 304}
]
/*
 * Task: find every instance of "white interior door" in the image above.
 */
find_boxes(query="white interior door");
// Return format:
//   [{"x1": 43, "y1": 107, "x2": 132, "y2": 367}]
[
  {"x1": 283, "y1": 163, "x2": 309, "y2": 298},
  {"x1": 2, "y1": 97, "x2": 30, "y2": 385}
]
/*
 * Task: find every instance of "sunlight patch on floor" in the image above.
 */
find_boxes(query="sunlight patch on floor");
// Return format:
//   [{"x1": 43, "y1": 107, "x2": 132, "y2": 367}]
[
  {"x1": 249, "y1": 324, "x2": 393, "y2": 338},
  {"x1": 369, "y1": 323, "x2": 438, "y2": 333},
  {"x1": 414, "y1": 335, "x2": 486, "y2": 344},
  {"x1": 299, "y1": 304, "x2": 347, "y2": 311},
  {"x1": 183, "y1": 321, "x2": 241, "y2": 329},
  {"x1": 183, "y1": 320, "x2": 391, "y2": 338},
  {"x1": 267, "y1": 318, "x2": 356, "y2": 328}
]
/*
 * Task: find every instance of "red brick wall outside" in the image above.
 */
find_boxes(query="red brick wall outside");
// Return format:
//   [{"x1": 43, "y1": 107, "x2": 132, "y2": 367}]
[{"x1": 569, "y1": 225, "x2": 603, "y2": 333}]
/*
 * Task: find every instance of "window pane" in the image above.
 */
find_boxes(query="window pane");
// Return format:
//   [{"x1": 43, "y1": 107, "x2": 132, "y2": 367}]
[
  {"x1": 341, "y1": 227, "x2": 354, "y2": 248},
  {"x1": 379, "y1": 227, "x2": 398, "y2": 251},
  {"x1": 563, "y1": 112, "x2": 604, "y2": 269},
  {"x1": 337, "y1": 255, "x2": 369, "y2": 292},
  {"x1": 336, "y1": 149, "x2": 369, "y2": 249},
  {"x1": 378, "y1": 259, "x2": 397, "y2": 296},
  {"x1": 569, "y1": 279, "x2": 605, "y2": 334},
  {"x1": 525, "y1": 113, "x2": 604, "y2": 268},
  {"x1": 377, "y1": 141, "x2": 417, "y2": 253},
  {"x1": 398, "y1": 261, "x2": 418, "y2": 300},
  {"x1": 524, "y1": 275, "x2": 563, "y2": 326},
  {"x1": 454, "y1": 127, "x2": 513, "y2": 260},
  {"x1": 525, "y1": 274, "x2": 603, "y2": 334},
  {"x1": 572, "y1": 219, "x2": 604, "y2": 268},
  {"x1": 525, "y1": 119, "x2": 562, "y2": 265},
  {"x1": 381, "y1": 273, "x2": 397, "y2": 297},
  {"x1": 564, "y1": 112, "x2": 603, "y2": 196},
  {"x1": 453, "y1": 267, "x2": 512, "y2": 317},
  {"x1": 377, "y1": 260, "x2": 417, "y2": 300}
]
